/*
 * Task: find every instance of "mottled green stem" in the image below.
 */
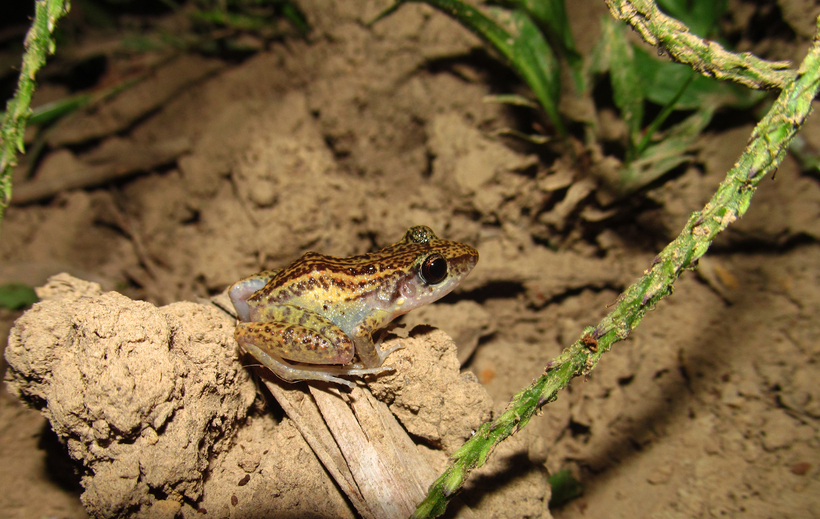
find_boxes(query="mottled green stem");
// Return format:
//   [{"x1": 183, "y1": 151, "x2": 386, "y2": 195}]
[
  {"x1": 605, "y1": 0, "x2": 794, "y2": 90},
  {"x1": 413, "y1": 16, "x2": 820, "y2": 519},
  {"x1": 0, "y1": 0, "x2": 71, "y2": 222}
]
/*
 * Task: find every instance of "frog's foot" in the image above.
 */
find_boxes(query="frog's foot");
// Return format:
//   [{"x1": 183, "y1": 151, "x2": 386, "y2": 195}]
[{"x1": 309, "y1": 364, "x2": 396, "y2": 377}]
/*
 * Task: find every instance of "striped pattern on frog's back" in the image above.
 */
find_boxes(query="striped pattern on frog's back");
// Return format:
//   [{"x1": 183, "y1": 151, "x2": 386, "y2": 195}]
[{"x1": 246, "y1": 226, "x2": 478, "y2": 313}]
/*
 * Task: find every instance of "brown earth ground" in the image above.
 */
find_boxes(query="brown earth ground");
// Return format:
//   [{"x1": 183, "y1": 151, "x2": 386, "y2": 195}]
[{"x1": 1, "y1": 0, "x2": 819, "y2": 517}]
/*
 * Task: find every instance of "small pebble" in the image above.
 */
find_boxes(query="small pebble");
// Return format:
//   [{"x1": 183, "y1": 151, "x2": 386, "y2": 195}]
[{"x1": 791, "y1": 462, "x2": 811, "y2": 476}]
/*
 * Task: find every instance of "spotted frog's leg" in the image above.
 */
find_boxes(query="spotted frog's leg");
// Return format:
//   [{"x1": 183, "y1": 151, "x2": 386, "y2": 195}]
[
  {"x1": 229, "y1": 269, "x2": 280, "y2": 321},
  {"x1": 235, "y1": 305, "x2": 394, "y2": 387},
  {"x1": 236, "y1": 329, "x2": 390, "y2": 388}
]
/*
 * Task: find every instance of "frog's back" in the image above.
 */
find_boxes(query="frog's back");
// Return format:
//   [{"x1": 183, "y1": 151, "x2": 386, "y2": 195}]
[
  {"x1": 250, "y1": 250, "x2": 407, "y2": 308},
  {"x1": 242, "y1": 225, "x2": 478, "y2": 330}
]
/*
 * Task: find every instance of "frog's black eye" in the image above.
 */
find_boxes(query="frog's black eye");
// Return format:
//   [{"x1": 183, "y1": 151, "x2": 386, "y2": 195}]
[{"x1": 420, "y1": 254, "x2": 448, "y2": 285}]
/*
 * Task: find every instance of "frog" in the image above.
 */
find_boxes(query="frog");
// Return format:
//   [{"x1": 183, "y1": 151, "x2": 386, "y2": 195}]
[{"x1": 229, "y1": 225, "x2": 479, "y2": 388}]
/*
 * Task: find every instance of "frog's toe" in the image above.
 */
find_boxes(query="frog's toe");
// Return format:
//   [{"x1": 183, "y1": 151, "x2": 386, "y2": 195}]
[
  {"x1": 279, "y1": 367, "x2": 358, "y2": 389},
  {"x1": 376, "y1": 341, "x2": 405, "y2": 363},
  {"x1": 345, "y1": 365, "x2": 395, "y2": 376},
  {"x1": 320, "y1": 375, "x2": 357, "y2": 389}
]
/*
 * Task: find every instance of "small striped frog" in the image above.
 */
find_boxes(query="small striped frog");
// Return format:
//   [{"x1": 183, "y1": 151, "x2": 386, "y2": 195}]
[{"x1": 229, "y1": 226, "x2": 478, "y2": 388}]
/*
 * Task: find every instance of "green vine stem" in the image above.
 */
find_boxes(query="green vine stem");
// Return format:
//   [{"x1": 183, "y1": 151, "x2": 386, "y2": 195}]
[
  {"x1": 0, "y1": 0, "x2": 71, "y2": 222},
  {"x1": 413, "y1": 15, "x2": 820, "y2": 519},
  {"x1": 605, "y1": 0, "x2": 795, "y2": 90}
]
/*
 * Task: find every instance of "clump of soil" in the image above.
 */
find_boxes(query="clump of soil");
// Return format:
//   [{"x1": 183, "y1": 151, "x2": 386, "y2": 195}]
[
  {"x1": 7, "y1": 274, "x2": 546, "y2": 518},
  {"x1": 6, "y1": 274, "x2": 260, "y2": 517}
]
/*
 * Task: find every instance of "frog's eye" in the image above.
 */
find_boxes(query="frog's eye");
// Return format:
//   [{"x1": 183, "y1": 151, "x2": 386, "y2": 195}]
[{"x1": 420, "y1": 254, "x2": 448, "y2": 285}]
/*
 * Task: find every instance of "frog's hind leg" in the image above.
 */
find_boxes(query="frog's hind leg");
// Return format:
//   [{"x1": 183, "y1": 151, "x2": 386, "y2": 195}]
[
  {"x1": 235, "y1": 320, "x2": 390, "y2": 388},
  {"x1": 239, "y1": 339, "x2": 359, "y2": 389}
]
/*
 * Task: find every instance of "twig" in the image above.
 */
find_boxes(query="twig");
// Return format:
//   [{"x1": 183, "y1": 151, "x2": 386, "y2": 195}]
[
  {"x1": 264, "y1": 379, "x2": 375, "y2": 519},
  {"x1": 263, "y1": 375, "x2": 476, "y2": 519},
  {"x1": 412, "y1": 15, "x2": 820, "y2": 519},
  {"x1": 11, "y1": 137, "x2": 190, "y2": 204}
]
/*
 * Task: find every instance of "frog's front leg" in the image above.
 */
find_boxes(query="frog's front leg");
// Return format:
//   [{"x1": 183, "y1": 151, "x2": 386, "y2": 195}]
[{"x1": 352, "y1": 309, "x2": 406, "y2": 367}]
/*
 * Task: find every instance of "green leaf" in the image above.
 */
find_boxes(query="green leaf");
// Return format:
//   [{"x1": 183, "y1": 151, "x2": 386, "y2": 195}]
[
  {"x1": 192, "y1": 10, "x2": 270, "y2": 31},
  {"x1": 633, "y1": 46, "x2": 764, "y2": 110},
  {"x1": 657, "y1": 0, "x2": 728, "y2": 38},
  {"x1": 599, "y1": 17, "x2": 644, "y2": 146},
  {"x1": 502, "y1": 0, "x2": 577, "y2": 59},
  {"x1": 280, "y1": 1, "x2": 310, "y2": 35},
  {"x1": 2, "y1": 70, "x2": 160, "y2": 131},
  {"x1": 501, "y1": 0, "x2": 584, "y2": 90},
  {"x1": 189, "y1": 0, "x2": 310, "y2": 35},
  {"x1": 548, "y1": 469, "x2": 583, "y2": 508},
  {"x1": 506, "y1": 9, "x2": 562, "y2": 129},
  {"x1": 27, "y1": 93, "x2": 93, "y2": 126},
  {"x1": 622, "y1": 106, "x2": 716, "y2": 193},
  {"x1": 374, "y1": 0, "x2": 566, "y2": 136},
  {"x1": 483, "y1": 93, "x2": 539, "y2": 108},
  {"x1": 0, "y1": 283, "x2": 38, "y2": 310}
]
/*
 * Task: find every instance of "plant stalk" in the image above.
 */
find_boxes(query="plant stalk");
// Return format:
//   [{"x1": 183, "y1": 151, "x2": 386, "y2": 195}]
[
  {"x1": 605, "y1": 0, "x2": 794, "y2": 90},
  {"x1": 0, "y1": 0, "x2": 71, "y2": 223}
]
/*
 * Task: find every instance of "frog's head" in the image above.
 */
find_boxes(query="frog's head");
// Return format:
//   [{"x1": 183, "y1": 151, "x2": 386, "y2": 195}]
[{"x1": 382, "y1": 226, "x2": 478, "y2": 316}]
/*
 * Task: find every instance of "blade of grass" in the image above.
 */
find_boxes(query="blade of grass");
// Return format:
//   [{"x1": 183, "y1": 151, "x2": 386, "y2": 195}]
[
  {"x1": 280, "y1": 1, "x2": 310, "y2": 35},
  {"x1": 620, "y1": 104, "x2": 715, "y2": 193},
  {"x1": 192, "y1": 10, "x2": 273, "y2": 31},
  {"x1": 656, "y1": 0, "x2": 727, "y2": 38},
  {"x1": 0, "y1": 0, "x2": 71, "y2": 222},
  {"x1": 17, "y1": 92, "x2": 93, "y2": 127},
  {"x1": 500, "y1": 0, "x2": 585, "y2": 91},
  {"x1": 2, "y1": 55, "x2": 178, "y2": 180},
  {"x1": 630, "y1": 71, "x2": 695, "y2": 161},
  {"x1": 412, "y1": 16, "x2": 820, "y2": 519},
  {"x1": 373, "y1": 0, "x2": 566, "y2": 136},
  {"x1": 508, "y1": 9, "x2": 563, "y2": 130},
  {"x1": 500, "y1": 0, "x2": 578, "y2": 59},
  {"x1": 483, "y1": 93, "x2": 539, "y2": 108},
  {"x1": 632, "y1": 45, "x2": 765, "y2": 111},
  {"x1": 602, "y1": 16, "x2": 644, "y2": 149}
]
